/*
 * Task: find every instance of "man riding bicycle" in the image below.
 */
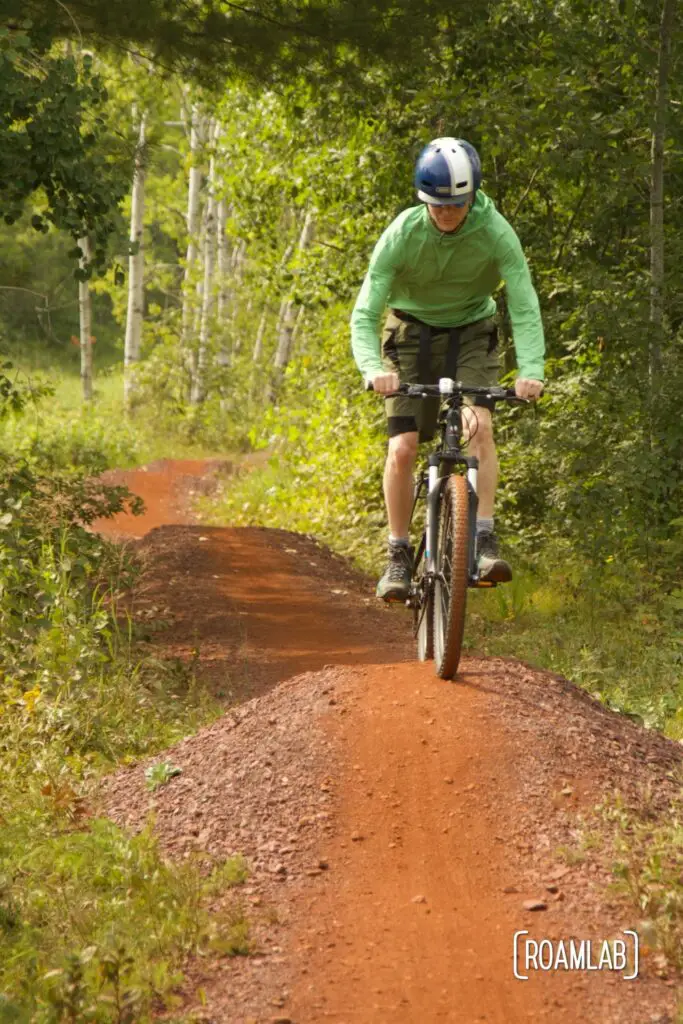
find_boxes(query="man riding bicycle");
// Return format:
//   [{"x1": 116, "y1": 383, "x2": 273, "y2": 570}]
[{"x1": 351, "y1": 137, "x2": 545, "y2": 602}]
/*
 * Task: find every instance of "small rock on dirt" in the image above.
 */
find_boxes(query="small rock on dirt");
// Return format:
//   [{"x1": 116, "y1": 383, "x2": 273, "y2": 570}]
[
  {"x1": 546, "y1": 865, "x2": 572, "y2": 881},
  {"x1": 522, "y1": 899, "x2": 548, "y2": 911}
]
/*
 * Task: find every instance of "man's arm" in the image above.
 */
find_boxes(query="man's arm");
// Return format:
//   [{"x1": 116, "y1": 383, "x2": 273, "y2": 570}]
[
  {"x1": 350, "y1": 230, "x2": 399, "y2": 381},
  {"x1": 495, "y1": 226, "x2": 545, "y2": 388}
]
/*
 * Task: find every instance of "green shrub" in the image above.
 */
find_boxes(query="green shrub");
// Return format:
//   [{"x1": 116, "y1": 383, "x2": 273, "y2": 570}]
[{"x1": 0, "y1": 450, "x2": 229, "y2": 1019}]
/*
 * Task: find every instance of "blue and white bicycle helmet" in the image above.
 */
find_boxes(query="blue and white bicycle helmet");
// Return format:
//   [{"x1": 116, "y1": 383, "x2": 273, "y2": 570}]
[{"x1": 414, "y1": 137, "x2": 482, "y2": 207}]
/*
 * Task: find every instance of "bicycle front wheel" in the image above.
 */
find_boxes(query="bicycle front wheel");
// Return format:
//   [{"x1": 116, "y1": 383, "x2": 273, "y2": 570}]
[{"x1": 433, "y1": 474, "x2": 470, "y2": 679}]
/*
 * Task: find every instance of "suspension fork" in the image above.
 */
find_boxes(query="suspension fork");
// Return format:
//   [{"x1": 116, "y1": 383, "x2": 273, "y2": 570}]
[
  {"x1": 466, "y1": 458, "x2": 479, "y2": 578},
  {"x1": 409, "y1": 463, "x2": 439, "y2": 578},
  {"x1": 424, "y1": 453, "x2": 480, "y2": 577},
  {"x1": 425, "y1": 455, "x2": 440, "y2": 574}
]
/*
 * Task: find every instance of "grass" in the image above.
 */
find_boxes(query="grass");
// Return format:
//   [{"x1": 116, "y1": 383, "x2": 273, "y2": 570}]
[
  {"x1": 560, "y1": 786, "x2": 683, "y2": 991},
  {"x1": 604, "y1": 791, "x2": 683, "y2": 973},
  {"x1": 465, "y1": 554, "x2": 683, "y2": 740},
  {"x1": 0, "y1": 537, "x2": 241, "y2": 1020},
  {"x1": 0, "y1": 814, "x2": 251, "y2": 1023},
  {"x1": 1, "y1": 355, "x2": 228, "y2": 471}
]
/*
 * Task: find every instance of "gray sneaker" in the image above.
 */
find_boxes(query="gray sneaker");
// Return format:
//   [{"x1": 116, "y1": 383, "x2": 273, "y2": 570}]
[
  {"x1": 476, "y1": 531, "x2": 512, "y2": 583},
  {"x1": 376, "y1": 543, "x2": 414, "y2": 602}
]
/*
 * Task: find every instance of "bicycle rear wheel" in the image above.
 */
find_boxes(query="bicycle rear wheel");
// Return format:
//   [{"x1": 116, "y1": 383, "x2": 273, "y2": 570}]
[
  {"x1": 412, "y1": 533, "x2": 433, "y2": 661},
  {"x1": 433, "y1": 474, "x2": 469, "y2": 679}
]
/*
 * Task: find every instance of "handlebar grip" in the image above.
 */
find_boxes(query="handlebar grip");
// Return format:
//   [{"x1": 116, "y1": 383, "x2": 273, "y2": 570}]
[{"x1": 364, "y1": 380, "x2": 375, "y2": 392}]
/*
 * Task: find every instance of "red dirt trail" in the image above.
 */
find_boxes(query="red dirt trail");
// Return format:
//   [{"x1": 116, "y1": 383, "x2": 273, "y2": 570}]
[{"x1": 94, "y1": 459, "x2": 681, "y2": 1024}]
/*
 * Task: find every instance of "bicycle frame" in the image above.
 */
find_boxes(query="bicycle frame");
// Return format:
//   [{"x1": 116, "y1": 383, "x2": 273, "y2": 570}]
[{"x1": 410, "y1": 399, "x2": 483, "y2": 596}]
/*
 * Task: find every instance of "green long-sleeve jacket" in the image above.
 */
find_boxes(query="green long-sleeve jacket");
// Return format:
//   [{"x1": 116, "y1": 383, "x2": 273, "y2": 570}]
[{"x1": 350, "y1": 192, "x2": 545, "y2": 381}]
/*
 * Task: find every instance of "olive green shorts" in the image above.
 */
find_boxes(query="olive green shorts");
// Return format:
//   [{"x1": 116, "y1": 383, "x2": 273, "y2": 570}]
[{"x1": 381, "y1": 311, "x2": 501, "y2": 442}]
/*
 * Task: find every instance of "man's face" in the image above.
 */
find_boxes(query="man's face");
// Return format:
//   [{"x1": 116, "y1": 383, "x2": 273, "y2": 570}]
[{"x1": 427, "y1": 201, "x2": 471, "y2": 233}]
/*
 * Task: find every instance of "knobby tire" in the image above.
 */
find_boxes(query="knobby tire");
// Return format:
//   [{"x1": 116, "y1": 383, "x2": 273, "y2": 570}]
[{"x1": 433, "y1": 474, "x2": 469, "y2": 679}]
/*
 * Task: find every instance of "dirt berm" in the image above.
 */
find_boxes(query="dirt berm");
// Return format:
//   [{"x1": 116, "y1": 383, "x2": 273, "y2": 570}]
[{"x1": 94, "y1": 459, "x2": 681, "y2": 1023}]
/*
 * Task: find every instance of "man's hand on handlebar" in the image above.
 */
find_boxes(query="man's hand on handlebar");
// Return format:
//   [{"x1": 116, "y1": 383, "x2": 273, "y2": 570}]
[
  {"x1": 369, "y1": 371, "x2": 400, "y2": 395},
  {"x1": 365, "y1": 375, "x2": 544, "y2": 403},
  {"x1": 515, "y1": 378, "x2": 544, "y2": 401}
]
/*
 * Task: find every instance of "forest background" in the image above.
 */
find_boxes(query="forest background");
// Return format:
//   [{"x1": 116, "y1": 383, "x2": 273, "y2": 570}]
[{"x1": 1, "y1": 0, "x2": 683, "y2": 1018}]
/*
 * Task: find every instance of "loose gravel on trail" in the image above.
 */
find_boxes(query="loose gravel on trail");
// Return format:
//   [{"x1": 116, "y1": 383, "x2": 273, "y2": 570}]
[{"x1": 98, "y1": 667, "x2": 349, "y2": 1023}]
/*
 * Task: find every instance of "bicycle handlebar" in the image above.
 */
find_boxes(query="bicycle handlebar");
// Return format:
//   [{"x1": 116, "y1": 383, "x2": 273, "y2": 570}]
[{"x1": 364, "y1": 378, "x2": 530, "y2": 403}]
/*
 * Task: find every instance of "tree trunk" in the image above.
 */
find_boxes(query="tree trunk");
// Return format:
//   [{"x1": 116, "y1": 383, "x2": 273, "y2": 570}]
[
  {"x1": 181, "y1": 105, "x2": 204, "y2": 347},
  {"x1": 272, "y1": 297, "x2": 289, "y2": 353},
  {"x1": 649, "y1": 0, "x2": 676, "y2": 383},
  {"x1": 228, "y1": 238, "x2": 247, "y2": 356},
  {"x1": 191, "y1": 120, "x2": 218, "y2": 405},
  {"x1": 252, "y1": 311, "x2": 267, "y2": 362},
  {"x1": 291, "y1": 304, "x2": 305, "y2": 348},
  {"x1": 78, "y1": 234, "x2": 93, "y2": 403},
  {"x1": 124, "y1": 111, "x2": 147, "y2": 411},
  {"x1": 268, "y1": 210, "x2": 315, "y2": 402},
  {"x1": 272, "y1": 299, "x2": 296, "y2": 384},
  {"x1": 231, "y1": 237, "x2": 246, "y2": 275},
  {"x1": 216, "y1": 198, "x2": 230, "y2": 322}
]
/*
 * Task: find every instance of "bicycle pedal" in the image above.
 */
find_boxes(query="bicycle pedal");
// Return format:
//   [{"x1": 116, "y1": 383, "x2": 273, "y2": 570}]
[{"x1": 471, "y1": 579, "x2": 497, "y2": 589}]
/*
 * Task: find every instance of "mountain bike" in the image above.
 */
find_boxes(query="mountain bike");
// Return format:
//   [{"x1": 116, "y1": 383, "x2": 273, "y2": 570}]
[{"x1": 369, "y1": 378, "x2": 525, "y2": 680}]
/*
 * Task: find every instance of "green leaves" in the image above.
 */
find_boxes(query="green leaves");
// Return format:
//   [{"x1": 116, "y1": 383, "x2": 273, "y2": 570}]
[
  {"x1": 0, "y1": 30, "x2": 128, "y2": 263},
  {"x1": 145, "y1": 761, "x2": 183, "y2": 790}
]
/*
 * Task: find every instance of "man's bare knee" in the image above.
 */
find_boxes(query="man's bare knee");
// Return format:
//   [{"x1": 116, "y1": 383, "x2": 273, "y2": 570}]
[
  {"x1": 464, "y1": 408, "x2": 494, "y2": 452},
  {"x1": 387, "y1": 432, "x2": 419, "y2": 472}
]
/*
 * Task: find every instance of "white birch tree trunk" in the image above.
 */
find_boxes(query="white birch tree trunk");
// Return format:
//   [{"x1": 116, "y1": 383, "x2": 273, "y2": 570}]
[
  {"x1": 273, "y1": 297, "x2": 289, "y2": 351},
  {"x1": 78, "y1": 234, "x2": 93, "y2": 403},
  {"x1": 268, "y1": 210, "x2": 315, "y2": 402},
  {"x1": 272, "y1": 299, "x2": 296, "y2": 387},
  {"x1": 269, "y1": 243, "x2": 295, "y2": 348},
  {"x1": 291, "y1": 305, "x2": 305, "y2": 349},
  {"x1": 216, "y1": 200, "x2": 233, "y2": 368},
  {"x1": 252, "y1": 311, "x2": 267, "y2": 362},
  {"x1": 191, "y1": 120, "x2": 218, "y2": 405},
  {"x1": 233, "y1": 247, "x2": 249, "y2": 357},
  {"x1": 124, "y1": 111, "x2": 147, "y2": 411},
  {"x1": 252, "y1": 243, "x2": 293, "y2": 397},
  {"x1": 181, "y1": 105, "x2": 204, "y2": 348},
  {"x1": 216, "y1": 198, "x2": 230, "y2": 322},
  {"x1": 230, "y1": 237, "x2": 246, "y2": 274}
]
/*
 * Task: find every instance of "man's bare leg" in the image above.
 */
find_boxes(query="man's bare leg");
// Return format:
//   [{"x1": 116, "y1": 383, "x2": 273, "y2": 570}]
[
  {"x1": 462, "y1": 406, "x2": 497, "y2": 517},
  {"x1": 376, "y1": 431, "x2": 419, "y2": 600},
  {"x1": 462, "y1": 405, "x2": 511, "y2": 581},
  {"x1": 383, "y1": 431, "x2": 419, "y2": 540}
]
